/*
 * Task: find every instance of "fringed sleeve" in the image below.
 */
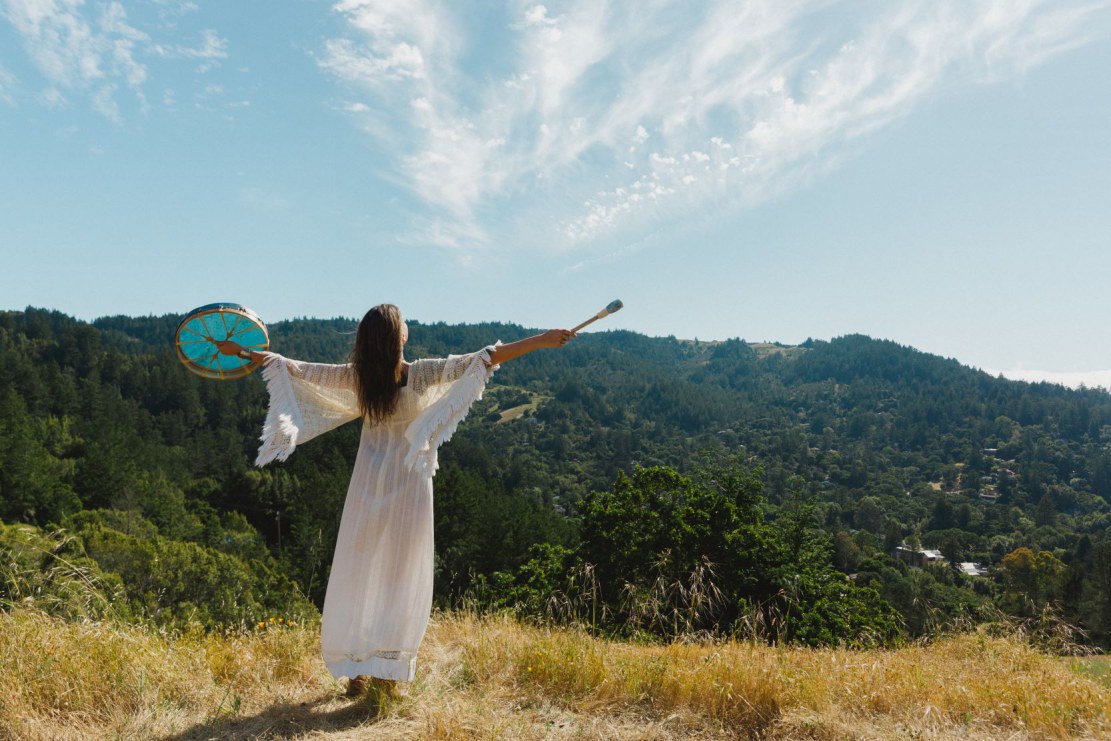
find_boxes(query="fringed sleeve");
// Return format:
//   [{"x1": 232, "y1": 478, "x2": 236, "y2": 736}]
[
  {"x1": 403, "y1": 344, "x2": 500, "y2": 476},
  {"x1": 255, "y1": 354, "x2": 361, "y2": 467}
]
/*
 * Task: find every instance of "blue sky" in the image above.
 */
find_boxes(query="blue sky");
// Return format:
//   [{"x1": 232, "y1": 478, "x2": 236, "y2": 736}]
[{"x1": 2, "y1": 1, "x2": 1110, "y2": 384}]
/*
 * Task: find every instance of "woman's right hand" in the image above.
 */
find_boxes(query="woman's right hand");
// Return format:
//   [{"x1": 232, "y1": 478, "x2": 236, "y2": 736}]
[
  {"x1": 540, "y1": 329, "x2": 576, "y2": 348},
  {"x1": 487, "y1": 329, "x2": 576, "y2": 365}
]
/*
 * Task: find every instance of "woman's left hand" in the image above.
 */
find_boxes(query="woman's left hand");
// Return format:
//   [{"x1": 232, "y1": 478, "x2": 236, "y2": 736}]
[{"x1": 216, "y1": 340, "x2": 245, "y2": 356}]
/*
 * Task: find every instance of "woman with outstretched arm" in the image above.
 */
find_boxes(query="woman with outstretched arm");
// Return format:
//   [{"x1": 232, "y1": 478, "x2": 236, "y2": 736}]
[{"x1": 218, "y1": 305, "x2": 574, "y2": 696}]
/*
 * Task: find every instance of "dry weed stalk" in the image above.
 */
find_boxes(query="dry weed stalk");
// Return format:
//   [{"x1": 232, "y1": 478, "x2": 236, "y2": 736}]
[
  {"x1": 1, "y1": 526, "x2": 124, "y2": 621},
  {"x1": 620, "y1": 553, "x2": 725, "y2": 640}
]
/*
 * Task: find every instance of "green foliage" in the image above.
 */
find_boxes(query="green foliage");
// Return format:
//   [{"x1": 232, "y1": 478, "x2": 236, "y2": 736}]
[
  {"x1": 488, "y1": 462, "x2": 902, "y2": 647},
  {"x1": 484, "y1": 542, "x2": 580, "y2": 619},
  {"x1": 0, "y1": 521, "x2": 128, "y2": 622},
  {"x1": 68, "y1": 516, "x2": 316, "y2": 628},
  {"x1": 999, "y1": 547, "x2": 1066, "y2": 614},
  {"x1": 4, "y1": 308, "x2": 1111, "y2": 646},
  {"x1": 0, "y1": 390, "x2": 80, "y2": 524},
  {"x1": 578, "y1": 465, "x2": 769, "y2": 602}
]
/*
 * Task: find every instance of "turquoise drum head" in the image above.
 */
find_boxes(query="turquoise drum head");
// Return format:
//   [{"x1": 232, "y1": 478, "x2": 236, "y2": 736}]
[{"x1": 174, "y1": 302, "x2": 269, "y2": 380}]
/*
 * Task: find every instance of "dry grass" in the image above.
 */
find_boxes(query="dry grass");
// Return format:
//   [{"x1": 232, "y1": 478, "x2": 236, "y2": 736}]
[
  {"x1": 0, "y1": 609, "x2": 327, "y2": 739},
  {"x1": 1067, "y1": 656, "x2": 1111, "y2": 690},
  {"x1": 495, "y1": 394, "x2": 552, "y2": 423},
  {"x1": 2, "y1": 607, "x2": 1108, "y2": 739}
]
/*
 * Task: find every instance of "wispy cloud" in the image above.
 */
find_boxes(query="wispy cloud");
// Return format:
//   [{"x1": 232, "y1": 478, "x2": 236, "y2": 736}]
[
  {"x1": 0, "y1": 0, "x2": 148, "y2": 121},
  {"x1": 318, "y1": 0, "x2": 1111, "y2": 250},
  {"x1": 0, "y1": 63, "x2": 15, "y2": 105},
  {"x1": 152, "y1": 27, "x2": 228, "y2": 71},
  {"x1": 0, "y1": 0, "x2": 229, "y2": 120}
]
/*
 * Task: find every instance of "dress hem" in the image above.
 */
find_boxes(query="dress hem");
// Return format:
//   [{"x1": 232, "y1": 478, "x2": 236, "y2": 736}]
[{"x1": 326, "y1": 654, "x2": 417, "y2": 682}]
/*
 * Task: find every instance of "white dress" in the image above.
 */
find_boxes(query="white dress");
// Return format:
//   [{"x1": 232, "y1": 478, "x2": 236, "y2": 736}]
[{"x1": 254, "y1": 345, "x2": 498, "y2": 681}]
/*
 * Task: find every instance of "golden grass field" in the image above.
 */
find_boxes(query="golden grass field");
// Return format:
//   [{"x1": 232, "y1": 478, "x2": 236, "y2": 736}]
[{"x1": 2, "y1": 608, "x2": 1109, "y2": 740}]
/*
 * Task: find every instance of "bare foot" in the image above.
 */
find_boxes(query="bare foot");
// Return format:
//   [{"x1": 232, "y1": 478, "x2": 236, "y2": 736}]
[
  {"x1": 346, "y1": 675, "x2": 369, "y2": 697},
  {"x1": 347, "y1": 675, "x2": 406, "y2": 700}
]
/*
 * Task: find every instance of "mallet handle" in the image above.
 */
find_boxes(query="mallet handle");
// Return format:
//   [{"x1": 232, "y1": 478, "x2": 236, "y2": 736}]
[{"x1": 571, "y1": 314, "x2": 604, "y2": 334}]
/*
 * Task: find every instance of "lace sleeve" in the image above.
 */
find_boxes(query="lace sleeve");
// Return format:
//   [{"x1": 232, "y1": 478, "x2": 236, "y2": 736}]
[
  {"x1": 403, "y1": 344, "x2": 501, "y2": 475},
  {"x1": 280, "y1": 358, "x2": 354, "y2": 390},
  {"x1": 255, "y1": 354, "x2": 360, "y2": 466},
  {"x1": 409, "y1": 345, "x2": 498, "y2": 396},
  {"x1": 407, "y1": 358, "x2": 445, "y2": 396}
]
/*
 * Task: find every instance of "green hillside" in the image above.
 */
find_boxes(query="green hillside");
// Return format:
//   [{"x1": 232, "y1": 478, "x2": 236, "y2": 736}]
[{"x1": 3, "y1": 307, "x2": 1111, "y2": 647}]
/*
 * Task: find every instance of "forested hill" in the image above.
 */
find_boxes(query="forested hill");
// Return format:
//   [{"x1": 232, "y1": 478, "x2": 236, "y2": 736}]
[{"x1": 3, "y1": 307, "x2": 1111, "y2": 646}]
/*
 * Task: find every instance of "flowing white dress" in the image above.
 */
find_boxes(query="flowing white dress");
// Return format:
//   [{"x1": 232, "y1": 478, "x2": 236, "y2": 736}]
[{"x1": 254, "y1": 345, "x2": 498, "y2": 681}]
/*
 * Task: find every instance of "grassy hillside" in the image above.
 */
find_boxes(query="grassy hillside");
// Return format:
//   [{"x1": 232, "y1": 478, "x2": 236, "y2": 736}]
[
  {"x1": 8, "y1": 308, "x2": 1111, "y2": 661},
  {"x1": 3, "y1": 608, "x2": 1108, "y2": 739}
]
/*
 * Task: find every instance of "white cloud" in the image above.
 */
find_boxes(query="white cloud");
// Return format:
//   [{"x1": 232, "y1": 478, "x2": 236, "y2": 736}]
[
  {"x1": 40, "y1": 86, "x2": 65, "y2": 108},
  {"x1": 318, "y1": 0, "x2": 1111, "y2": 249},
  {"x1": 0, "y1": 0, "x2": 150, "y2": 118},
  {"x1": 401, "y1": 216, "x2": 490, "y2": 250},
  {"x1": 522, "y1": 5, "x2": 556, "y2": 28},
  {"x1": 0, "y1": 63, "x2": 15, "y2": 104},
  {"x1": 319, "y1": 37, "x2": 425, "y2": 83},
  {"x1": 186, "y1": 28, "x2": 226, "y2": 59},
  {"x1": 1, "y1": 1, "x2": 232, "y2": 119},
  {"x1": 152, "y1": 28, "x2": 228, "y2": 73},
  {"x1": 90, "y1": 82, "x2": 121, "y2": 122}
]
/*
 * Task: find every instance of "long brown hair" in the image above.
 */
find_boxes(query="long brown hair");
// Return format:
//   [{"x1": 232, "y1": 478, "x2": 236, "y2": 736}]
[{"x1": 351, "y1": 304, "x2": 405, "y2": 424}]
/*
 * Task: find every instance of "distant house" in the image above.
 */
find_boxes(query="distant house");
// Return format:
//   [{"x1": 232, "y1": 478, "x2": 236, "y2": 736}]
[
  {"x1": 895, "y1": 546, "x2": 947, "y2": 568},
  {"x1": 894, "y1": 546, "x2": 918, "y2": 566},
  {"x1": 959, "y1": 562, "x2": 989, "y2": 577},
  {"x1": 896, "y1": 546, "x2": 989, "y2": 575},
  {"x1": 979, "y1": 489, "x2": 1002, "y2": 504}
]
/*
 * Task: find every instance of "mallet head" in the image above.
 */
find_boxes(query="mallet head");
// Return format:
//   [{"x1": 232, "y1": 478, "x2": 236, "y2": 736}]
[{"x1": 571, "y1": 299, "x2": 626, "y2": 333}]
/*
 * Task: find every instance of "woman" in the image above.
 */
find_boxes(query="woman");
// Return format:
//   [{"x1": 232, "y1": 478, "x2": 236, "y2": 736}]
[{"x1": 219, "y1": 305, "x2": 574, "y2": 695}]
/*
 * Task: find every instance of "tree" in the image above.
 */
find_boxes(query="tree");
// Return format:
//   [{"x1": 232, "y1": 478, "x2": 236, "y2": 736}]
[
  {"x1": 0, "y1": 389, "x2": 80, "y2": 524},
  {"x1": 883, "y1": 520, "x2": 903, "y2": 554},
  {"x1": 928, "y1": 495, "x2": 955, "y2": 531},
  {"x1": 1091, "y1": 542, "x2": 1111, "y2": 643},
  {"x1": 578, "y1": 464, "x2": 770, "y2": 608},
  {"x1": 1089, "y1": 451, "x2": 1111, "y2": 501},
  {"x1": 955, "y1": 503, "x2": 972, "y2": 530},
  {"x1": 999, "y1": 547, "x2": 1065, "y2": 613},
  {"x1": 832, "y1": 531, "x2": 862, "y2": 572},
  {"x1": 940, "y1": 534, "x2": 962, "y2": 565},
  {"x1": 1034, "y1": 493, "x2": 1057, "y2": 528},
  {"x1": 574, "y1": 463, "x2": 902, "y2": 645},
  {"x1": 855, "y1": 496, "x2": 885, "y2": 534}
]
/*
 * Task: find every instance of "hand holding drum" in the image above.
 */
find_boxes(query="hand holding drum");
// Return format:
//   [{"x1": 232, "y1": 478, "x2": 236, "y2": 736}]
[{"x1": 174, "y1": 302, "x2": 269, "y2": 380}]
